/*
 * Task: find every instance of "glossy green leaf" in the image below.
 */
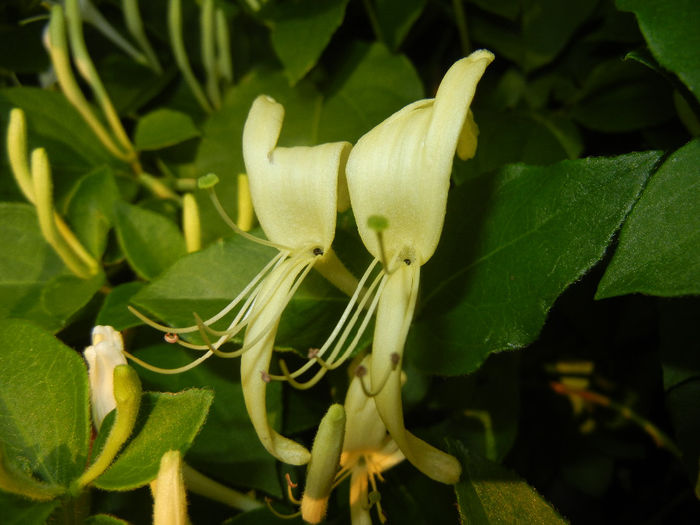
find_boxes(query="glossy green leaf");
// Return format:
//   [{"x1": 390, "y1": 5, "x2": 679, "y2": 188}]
[
  {"x1": 375, "y1": 0, "x2": 426, "y2": 50},
  {"x1": 450, "y1": 441, "x2": 568, "y2": 523},
  {"x1": 0, "y1": 319, "x2": 90, "y2": 486},
  {"x1": 134, "y1": 109, "x2": 200, "y2": 151},
  {"x1": 94, "y1": 389, "x2": 213, "y2": 491},
  {"x1": 0, "y1": 203, "x2": 103, "y2": 331},
  {"x1": 133, "y1": 344, "x2": 283, "y2": 496},
  {"x1": 96, "y1": 282, "x2": 147, "y2": 331},
  {"x1": 263, "y1": 0, "x2": 350, "y2": 85},
  {"x1": 65, "y1": 167, "x2": 119, "y2": 259},
  {"x1": 597, "y1": 139, "x2": 700, "y2": 298},
  {"x1": 0, "y1": 491, "x2": 59, "y2": 525},
  {"x1": 114, "y1": 201, "x2": 186, "y2": 281},
  {"x1": 409, "y1": 151, "x2": 661, "y2": 375},
  {"x1": 617, "y1": 0, "x2": 700, "y2": 101},
  {"x1": 317, "y1": 42, "x2": 424, "y2": 144}
]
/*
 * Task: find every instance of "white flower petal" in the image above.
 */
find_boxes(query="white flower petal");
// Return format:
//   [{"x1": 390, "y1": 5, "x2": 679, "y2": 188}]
[{"x1": 84, "y1": 325, "x2": 127, "y2": 428}]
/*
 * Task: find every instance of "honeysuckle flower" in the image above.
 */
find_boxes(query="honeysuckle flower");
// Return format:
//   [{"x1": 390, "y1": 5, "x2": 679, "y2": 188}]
[
  {"x1": 340, "y1": 355, "x2": 404, "y2": 525},
  {"x1": 129, "y1": 95, "x2": 352, "y2": 466},
  {"x1": 84, "y1": 325, "x2": 128, "y2": 428},
  {"x1": 344, "y1": 50, "x2": 495, "y2": 485}
]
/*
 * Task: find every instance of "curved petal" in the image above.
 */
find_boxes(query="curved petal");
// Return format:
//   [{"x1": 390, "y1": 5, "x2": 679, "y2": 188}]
[
  {"x1": 242, "y1": 95, "x2": 351, "y2": 251},
  {"x1": 371, "y1": 264, "x2": 461, "y2": 484},
  {"x1": 347, "y1": 51, "x2": 493, "y2": 265},
  {"x1": 240, "y1": 258, "x2": 312, "y2": 465}
]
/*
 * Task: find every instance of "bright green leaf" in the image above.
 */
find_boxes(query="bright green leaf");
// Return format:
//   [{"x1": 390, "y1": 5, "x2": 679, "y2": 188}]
[
  {"x1": 263, "y1": 0, "x2": 350, "y2": 85},
  {"x1": 617, "y1": 0, "x2": 700, "y2": 101},
  {"x1": 409, "y1": 151, "x2": 661, "y2": 375},
  {"x1": 65, "y1": 167, "x2": 119, "y2": 259},
  {"x1": 96, "y1": 282, "x2": 147, "y2": 331},
  {"x1": 94, "y1": 389, "x2": 213, "y2": 491},
  {"x1": 134, "y1": 109, "x2": 200, "y2": 151},
  {"x1": 450, "y1": 441, "x2": 568, "y2": 523},
  {"x1": 597, "y1": 139, "x2": 700, "y2": 298},
  {"x1": 318, "y1": 42, "x2": 424, "y2": 144},
  {"x1": 114, "y1": 201, "x2": 186, "y2": 281},
  {"x1": 0, "y1": 319, "x2": 90, "y2": 486},
  {"x1": 133, "y1": 344, "x2": 283, "y2": 496},
  {"x1": 0, "y1": 203, "x2": 103, "y2": 331}
]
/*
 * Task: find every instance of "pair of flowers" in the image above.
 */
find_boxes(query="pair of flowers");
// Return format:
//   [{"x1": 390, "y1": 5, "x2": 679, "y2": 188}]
[{"x1": 132, "y1": 50, "x2": 494, "y2": 487}]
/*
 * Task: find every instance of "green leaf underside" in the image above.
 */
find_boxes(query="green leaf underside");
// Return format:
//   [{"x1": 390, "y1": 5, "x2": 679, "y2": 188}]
[
  {"x1": 597, "y1": 139, "x2": 700, "y2": 298},
  {"x1": 114, "y1": 201, "x2": 186, "y2": 281},
  {"x1": 94, "y1": 390, "x2": 213, "y2": 491},
  {"x1": 134, "y1": 108, "x2": 200, "y2": 151},
  {"x1": 450, "y1": 441, "x2": 568, "y2": 523},
  {"x1": 409, "y1": 151, "x2": 661, "y2": 375},
  {"x1": 0, "y1": 204, "x2": 104, "y2": 332},
  {"x1": 0, "y1": 319, "x2": 90, "y2": 486},
  {"x1": 617, "y1": 0, "x2": 700, "y2": 101},
  {"x1": 264, "y1": 0, "x2": 350, "y2": 85}
]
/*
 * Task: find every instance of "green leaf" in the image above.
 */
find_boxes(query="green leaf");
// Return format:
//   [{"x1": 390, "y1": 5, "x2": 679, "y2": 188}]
[
  {"x1": 0, "y1": 491, "x2": 59, "y2": 525},
  {"x1": 659, "y1": 298, "x2": 700, "y2": 391},
  {"x1": 263, "y1": 0, "x2": 350, "y2": 85},
  {"x1": 0, "y1": 88, "x2": 123, "y2": 200},
  {"x1": 134, "y1": 109, "x2": 200, "y2": 151},
  {"x1": 0, "y1": 319, "x2": 90, "y2": 486},
  {"x1": 597, "y1": 139, "x2": 700, "y2": 298},
  {"x1": 65, "y1": 167, "x2": 120, "y2": 259},
  {"x1": 0, "y1": 203, "x2": 103, "y2": 332},
  {"x1": 0, "y1": 22, "x2": 49, "y2": 74},
  {"x1": 114, "y1": 201, "x2": 186, "y2": 281},
  {"x1": 570, "y1": 59, "x2": 675, "y2": 132},
  {"x1": 409, "y1": 151, "x2": 661, "y2": 375},
  {"x1": 450, "y1": 441, "x2": 568, "y2": 523},
  {"x1": 96, "y1": 282, "x2": 147, "y2": 331},
  {"x1": 85, "y1": 515, "x2": 131, "y2": 525},
  {"x1": 617, "y1": 0, "x2": 700, "y2": 101},
  {"x1": 375, "y1": 0, "x2": 427, "y2": 50},
  {"x1": 94, "y1": 389, "x2": 213, "y2": 491},
  {"x1": 318, "y1": 42, "x2": 424, "y2": 144},
  {"x1": 455, "y1": 109, "x2": 582, "y2": 183},
  {"x1": 133, "y1": 344, "x2": 283, "y2": 496}
]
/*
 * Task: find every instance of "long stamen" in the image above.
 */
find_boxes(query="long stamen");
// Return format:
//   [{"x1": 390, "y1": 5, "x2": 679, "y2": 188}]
[
  {"x1": 205, "y1": 180, "x2": 292, "y2": 252},
  {"x1": 128, "y1": 250, "x2": 288, "y2": 335},
  {"x1": 268, "y1": 260, "x2": 381, "y2": 383},
  {"x1": 264, "y1": 498, "x2": 301, "y2": 520},
  {"x1": 124, "y1": 348, "x2": 213, "y2": 375},
  {"x1": 356, "y1": 353, "x2": 399, "y2": 397}
]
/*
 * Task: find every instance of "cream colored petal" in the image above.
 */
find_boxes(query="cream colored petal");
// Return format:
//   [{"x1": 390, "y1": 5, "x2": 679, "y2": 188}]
[
  {"x1": 371, "y1": 264, "x2": 461, "y2": 484},
  {"x1": 152, "y1": 450, "x2": 187, "y2": 525},
  {"x1": 240, "y1": 258, "x2": 311, "y2": 465},
  {"x1": 342, "y1": 355, "x2": 390, "y2": 453},
  {"x1": 242, "y1": 95, "x2": 351, "y2": 251},
  {"x1": 84, "y1": 325, "x2": 127, "y2": 428},
  {"x1": 346, "y1": 51, "x2": 493, "y2": 265}
]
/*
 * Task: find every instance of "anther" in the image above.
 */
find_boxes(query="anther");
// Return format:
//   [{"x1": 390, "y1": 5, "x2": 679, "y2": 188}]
[
  {"x1": 355, "y1": 365, "x2": 367, "y2": 377},
  {"x1": 164, "y1": 333, "x2": 179, "y2": 344},
  {"x1": 308, "y1": 347, "x2": 320, "y2": 358},
  {"x1": 403, "y1": 258, "x2": 411, "y2": 265},
  {"x1": 285, "y1": 473, "x2": 301, "y2": 505},
  {"x1": 313, "y1": 247, "x2": 324, "y2": 256},
  {"x1": 390, "y1": 352, "x2": 400, "y2": 368},
  {"x1": 285, "y1": 472, "x2": 298, "y2": 488},
  {"x1": 261, "y1": 370, "x2": 271, "y2": 383}
]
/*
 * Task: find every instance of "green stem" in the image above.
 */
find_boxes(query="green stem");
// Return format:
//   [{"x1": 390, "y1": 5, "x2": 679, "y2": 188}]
[
  {"x1": 216, "y1": 8, "x2": 233, "y2": 84},
  {"x1": 183, "y1": 464, "x2": 262, "y2": 511},
  {"x1": 201, "y1": 0, "x2": 221, "y2": 109},
  {"x1": 168, "y1": 0, "x2": 214, "y2": 113},
  {"x1": 123, "y1": 0, "x2": 163, "y2": 73}
]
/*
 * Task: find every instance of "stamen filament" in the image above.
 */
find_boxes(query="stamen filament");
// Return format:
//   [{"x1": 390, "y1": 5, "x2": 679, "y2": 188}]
[
  {"x1": 357, "y1": 353, "x2": 397, "y2": 397},
  {"x1": 124, "y1": 348, "x2": 213, "y2": 374},
  {"x1": 265, "y1": 498, "x2": 301, "y2": 520}
]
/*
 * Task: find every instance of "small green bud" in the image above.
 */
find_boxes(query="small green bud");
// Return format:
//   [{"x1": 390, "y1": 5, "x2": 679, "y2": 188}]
[{"x1": 198, "y1": 172, "x2": 220, "y2": 189}]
